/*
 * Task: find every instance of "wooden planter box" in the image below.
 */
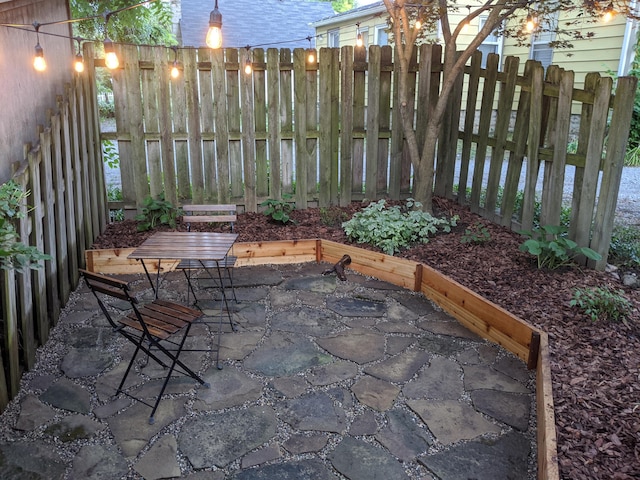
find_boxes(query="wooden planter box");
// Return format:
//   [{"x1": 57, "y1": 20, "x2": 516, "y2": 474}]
[{"x1": 85, "y1": 239, "x2": 558, "y2": 480}]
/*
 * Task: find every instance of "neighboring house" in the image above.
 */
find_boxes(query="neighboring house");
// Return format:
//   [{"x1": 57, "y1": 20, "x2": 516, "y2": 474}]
[
  {"x1": 312, "y1": 1, "x2": 638, "y2": 89},
  {"x1": 0, "y1": 0, "x2": 74, "y2": 183},
  {"x1": 179, "y1": 0, "x2": 335, "y2": 49}
]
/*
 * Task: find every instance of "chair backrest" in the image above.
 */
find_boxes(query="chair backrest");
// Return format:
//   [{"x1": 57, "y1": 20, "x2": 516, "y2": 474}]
[
  {"x1": 181, "y1": 204, "x2": 237, "y2": 232},
  {"x1": 80, "y1": 268, "x2": 138, "y2": 328}
]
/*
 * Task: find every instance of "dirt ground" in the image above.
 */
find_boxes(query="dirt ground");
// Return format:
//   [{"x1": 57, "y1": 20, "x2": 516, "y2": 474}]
[{"x1": 92, "y1": 197, "x2": 640, "y2": 480}]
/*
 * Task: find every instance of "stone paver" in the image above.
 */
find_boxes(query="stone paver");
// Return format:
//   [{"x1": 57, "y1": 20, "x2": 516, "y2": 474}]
[{"x1": 0, "y1": 263, "x2": 536, "y2": 480}]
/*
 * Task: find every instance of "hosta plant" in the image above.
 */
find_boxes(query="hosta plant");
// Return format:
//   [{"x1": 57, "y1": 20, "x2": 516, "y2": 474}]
[{"x1": 519, "y1": 225, "x2": 602, "y2": 270}]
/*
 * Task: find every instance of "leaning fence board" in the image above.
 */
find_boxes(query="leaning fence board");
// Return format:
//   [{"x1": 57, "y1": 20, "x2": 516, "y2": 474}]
[{"x1": 2, "y1": 268, "x2": 19, "y2": 398}]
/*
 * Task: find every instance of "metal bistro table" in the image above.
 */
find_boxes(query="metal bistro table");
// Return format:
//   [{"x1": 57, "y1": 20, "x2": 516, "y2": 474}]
[{"x1": 128, "y1": 232, "x2": 239, "y2": 356}]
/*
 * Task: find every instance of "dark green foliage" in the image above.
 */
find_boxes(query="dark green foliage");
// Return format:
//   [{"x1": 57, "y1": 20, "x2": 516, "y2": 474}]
[
  {"x1": 260, "y1": 195, "x2": 295, "y2": 225},
  {"x1": 461, "y1": 222, "x2": 491, "y2": 244},
  {"x1": 518, "y1": 224, "x2": 602, "y2": 269},
  {"x1": 570, "y1": 285, "x2": 632, "y2": 322},
  {"x1": 608, "y1": 224, "x2": 640, "y2": 267},
  {"x1": 135, "y1": 195, "x2": 178, "y2": 232},
  {"x1": 0, "y1": 181, "x2": 51, "y2": 271},
  {"x1": 319, "y1": 206, "x2": 348, "y2": 227}
]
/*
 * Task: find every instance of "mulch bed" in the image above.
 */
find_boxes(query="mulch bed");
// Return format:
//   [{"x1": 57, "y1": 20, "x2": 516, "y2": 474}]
[{"x1": 92, "y1": 197, "x2": 640, "y2": 480}]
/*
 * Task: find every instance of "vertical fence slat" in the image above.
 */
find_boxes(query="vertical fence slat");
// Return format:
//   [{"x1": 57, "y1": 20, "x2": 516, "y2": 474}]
[
  {"x1": 27, "y1": 148, "x2": 44, "y2": 366},
  {"x1": 75, "y1": 77, "x2": 94, "y2": 248},
  {"x1": 365, "y1": 45, "x2": 381, "y2": 201},
  {"x1": 377, "y1": 46, "x2": 393, "y2": 197},
  {"x1": 171, "y1": 49, "x2": 190, "y2": 200},
  {"x1": 140, "y1": 46, "x2": 164, "y2": 200},
  {"x1": 305, "y1": 48, "x2": 319, "y2": 201},
  {"x1": 58, "y1": 94, "x2": 78, "y2": 284},
  {"x1": 591, "y1": 76, "x2": 638, "y2": 267},
  {"x1": 572, "y1": 74, "x2": 611, "y2": 247},
  {"x1": 540, "y1": 70, "x2": 574, "y2": 227},
  {"x1": 185, "y1": 48, "x2": 205, "y2": 203},
  {"x1": 212, "y1": 48, "x2": 230, "y2": 203},
  {"x1": 352, "y1": 47, "x2": 366, "y2": 196},
  {"x1": 294, "y1": 47, "x2": 309, "y2": 208},
  {"x1": 38, "y1": 127, "x2": 59, "y2": 332},
  {"x1": 458, "y1": 50, "x2": 482, "y2": 203},
  {"x1": 501, "y1": 60, "x2": 533, "y2": 227},
  {"x1": 226, "y1": 49, "x2": 244, "y2": 201},
  {"x1": 197, "y1": 48, "x2": 217, "y2": 202},
  {"x1": 470, "y1": 53, "x2": 499, "y2": 212},
  {"x1": 267, "y1": 48, "x2": 282, "y2": 200},
  {"x1": 51, "y1": 109, "x2": 71, "y2": 304},
  {"x1": 67, "y1": 84, "x2": 87, "y2": 265},
  {"x1": 318, "y1": 48, "x2": 332, "y2": 208},
  {"x1": 1, "y1": 267, "x2": 18, "y2": 399},
  {"x1": 340, "y1": 46, "x2": 354, "y2": 206},
  {"x1": 241, "y1": 47, "x2": 257, "y2": 212},
  {"x1": 254, "y1": 49, "x2": 269, "y2": 199},
  {"x1": 485, "y1": 55, "x2": 519, "y2": 217},
  {"x1": 154, "y1": 47, "x2": 177, "y2": 206},
  {"x1": 279, "y1": 49, "x2": 294, "y2": 196}
]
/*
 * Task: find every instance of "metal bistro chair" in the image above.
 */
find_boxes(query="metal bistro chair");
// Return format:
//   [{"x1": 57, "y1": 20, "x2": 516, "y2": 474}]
[
  {"x1": 177, "y1": 204, "x2": 239, "y2": 304},
  {"x1": 80, "y1": 269, "x2": 209, "y2": 425}
]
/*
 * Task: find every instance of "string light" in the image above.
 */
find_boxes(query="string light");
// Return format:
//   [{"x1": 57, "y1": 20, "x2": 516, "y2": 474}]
[
  {"x1": 103, "y1": 36, "x2": 119, "y2": 69},
  {"x1": 32, "y1": 23, "x2": 46, "y2": 72},
  {"x1": 73, "y1": 38, "x2": 84, "y2": 73},
  {"x1": 306, "y1": 36, "x2": 315, "y2": 64},
  {"x1": 524, "y1": 12, "x2": 537, "y2": 33},
  {"x1": 244, "y1": 46, "x2": 252, "y2": 74},
  {"x1": 602, "y1": 3, "x2": 615, "y2": 22},
  {"x1": 206, "y1": 0, "x2": 223, "y2": 49},
  {"x1": 170, "y1": 46, "x2": 180, "y2": 78},
  {"x1": 356, "y1": 22, "x2": 363, "y2": 47}
]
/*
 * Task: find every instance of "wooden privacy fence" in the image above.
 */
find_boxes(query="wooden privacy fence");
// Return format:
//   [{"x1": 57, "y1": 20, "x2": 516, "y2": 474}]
[
  {"x1": 0, "y1": 43, "x2": 107, "y2": 410},
  {"x1": 103, "y1": 43, "x2": 635, "y2": 269}
]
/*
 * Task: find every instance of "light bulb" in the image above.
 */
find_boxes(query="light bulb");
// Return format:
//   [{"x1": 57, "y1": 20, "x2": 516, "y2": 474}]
[
  {"x1": 105, "y1": 51, "x2": 119, "y2": 70},
  {"x1": 171, "y1": 63, "x2": 180, "y2": 78},
  {"x1": 244, "y1": 60, "x2": 252, "y2": 75},
  {"x1": 103, "y1": 37, "x2": 119, "y2": 69},
  {"x1": 356, "y1": 33, "x2": 363, "y2": 47},
  {"x1": 525, "y1": 16, "x2": 536, "y2": 33},
  {"x1": 33, "y1": 44, "x2": 46, "y2": 72},
  {"x1": 206, "y1": 1, "x2": 223, "y2": 49},
  {"x1": 415, "y1": 19, "x2": 422, "y2": 29},
  {"x1": 602, "y1": 9, "x2": 614, "y2": 22},
  {"x1": 307, "y1": 49, "x2": 315, "y2": 63},
  {"x1": 74, "y1": 54, "x2": 85, "y2": 73}
]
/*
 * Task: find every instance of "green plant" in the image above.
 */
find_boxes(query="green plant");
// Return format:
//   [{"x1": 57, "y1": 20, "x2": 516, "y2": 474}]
[
  {"x1": 518, "y1": 224, "x2": 602, "y2": 270},
  {"x1": 608, "y1": 223, "x2": 640, "y2": 267},
  {"x1": 0, "y1": 180, "x2": 51, "y2": 271},
  {"x1": 319, "y1": 206, "x2": 348, "y2": 227},
  {"x1": 260, "y1": 195, "x2": 295, "y2": 224},
  {"x1": 135, "y1": 194, "x2": 178, "y2": 232},
  {"x1": 570, "y1": 285, "x2": 632, "y2": 322},
  {"x1": 342, "y1": 198, "x2": 458, "y2": 255},
  {"x1": 461, "y1": 222, "x2": 491, "y2": 244},
  {"x1": 103, "y1": 140, "x2": 119, "y2": 169},
  {"x1": 624, "y1": 144, "x2": 640, "y2": 166}
]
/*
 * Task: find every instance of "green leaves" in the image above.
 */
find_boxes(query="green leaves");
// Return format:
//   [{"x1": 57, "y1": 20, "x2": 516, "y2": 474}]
[
  {"x1": 518, "y1": 224, "x2": 602, "y2": 270},
  {"x1": 135, "y1": 195, "x2": 178, "y2": 232},
  {"x1": 342, "y1": 199, "x2": 458, "y2": 255},
  {"x1": 260, "y1": 195, "x2": 296, "y2": 225},
  {"x1": 0, "y1": 180, "x2": 51, "y2": 272},
  {"x1": 570, "y1": 286, "x2": 632, "y2": 322}
]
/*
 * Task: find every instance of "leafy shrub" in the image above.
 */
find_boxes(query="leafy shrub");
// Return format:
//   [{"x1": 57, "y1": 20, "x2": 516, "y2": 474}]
[
  {"x1": 260, "y1": 195, "x2": 295, "y2": 224},
  {"x1": 608, "y1": 223, "x2": 640, "y2": 267},
  {"x1": 518, "y1": 224, "x2": 602, "y2": 269},
  {"x1": 461, "y1": 222, "x2": 491, "y2": 244},
  {"x1": 570, "y1": 285, "x2": 632, "y2": 322},
  {"x1": 0, "y1": 181, "x2": 51, "y2": 271},
  {"x1": 319, "y1": 206, "x2": 348, "y2": 227},
  {"x1": 135, "y1": 194, "x2": 178, "y2": 232},
  {"x1": 103, "y1": 140, "x2": 119, "y2": 169},
  {"x1": 342, "y1": 198, "x2": 458, "y2": 255}
]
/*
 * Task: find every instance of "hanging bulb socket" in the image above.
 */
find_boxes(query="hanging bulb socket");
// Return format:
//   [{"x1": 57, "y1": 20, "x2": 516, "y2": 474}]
[
  {"x1": 33, "y1": 43, "x2": 46, "y2": 72},
  {"x1": 104, "y1": 37, "x2": 119, "y2": 69},
  {"x1": 206, "y1": 0, "x2": 223, "y2": 49},
  {"x1": 525, "y1": 14, "x2": 536, "y2": 33},
  {"x1": 244, "y1": 47, "x2": 252, "y2": 74},
  {"x1": 170, "y1": 47, "x2": 180, "y2": 79},
  {"x1": 74, "y1": 53, "x2": 85, "y2": 73}
]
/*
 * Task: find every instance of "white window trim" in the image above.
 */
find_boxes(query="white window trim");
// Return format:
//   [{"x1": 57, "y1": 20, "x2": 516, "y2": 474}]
[{"x1": 478, "y1": 16, "x2": 504, "y2": 66}]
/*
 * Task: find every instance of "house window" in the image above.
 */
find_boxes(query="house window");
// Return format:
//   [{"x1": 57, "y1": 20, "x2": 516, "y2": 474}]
[
  {"x1": 477, "y1": 16, "x2": 502, "y2": 68},
  {"x1": 375, "y1": 24, "x2": 388, "y2": 45},
  {"x1": 530, "y1": 13, "x2": 559, "y2": 70},
  {"x1": 328, "y1": 29, "x2": 340, "y2": 48},
  {"x1": 358, "y1": 27, "x2": 370, "y2": 48}
]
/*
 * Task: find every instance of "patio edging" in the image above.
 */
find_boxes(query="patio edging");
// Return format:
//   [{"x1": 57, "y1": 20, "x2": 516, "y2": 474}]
[{"x1": 84, "y1": 238, "x2": 559, "y2": 480}]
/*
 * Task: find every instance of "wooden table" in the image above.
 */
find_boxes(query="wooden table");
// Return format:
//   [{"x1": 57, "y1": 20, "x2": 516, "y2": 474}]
[{"x1": 128, "y1": 231, "x2": 238, "y2": 307}]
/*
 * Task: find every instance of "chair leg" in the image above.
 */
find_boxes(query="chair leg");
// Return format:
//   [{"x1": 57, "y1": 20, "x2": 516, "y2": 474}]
[{"x1": 182, "y1": 268, "x2": 199, "y2": 304}]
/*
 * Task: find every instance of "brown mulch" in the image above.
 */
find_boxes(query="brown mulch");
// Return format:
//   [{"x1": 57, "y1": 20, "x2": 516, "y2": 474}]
[{"x1": 92, "y1": 197, "x2": 640, "y2": 480}]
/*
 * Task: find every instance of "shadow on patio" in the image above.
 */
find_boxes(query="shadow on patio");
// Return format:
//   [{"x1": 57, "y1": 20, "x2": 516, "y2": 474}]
[{"x1": 0, "y1": 262, "x2": 535, "y2": 479}]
